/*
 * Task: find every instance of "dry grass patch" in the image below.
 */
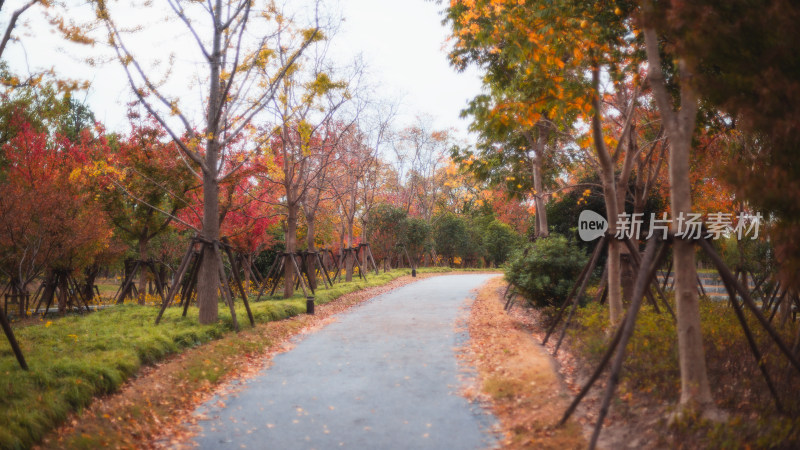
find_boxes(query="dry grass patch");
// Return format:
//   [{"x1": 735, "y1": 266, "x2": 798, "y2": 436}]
[{"x1": 462, "y1": 278, "x2": 585, "y2": 449}]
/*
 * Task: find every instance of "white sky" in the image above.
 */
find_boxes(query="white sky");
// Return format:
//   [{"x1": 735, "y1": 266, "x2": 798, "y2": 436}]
[{"x1": 5, "y1": 0, "x2": 483, "y2": 143}]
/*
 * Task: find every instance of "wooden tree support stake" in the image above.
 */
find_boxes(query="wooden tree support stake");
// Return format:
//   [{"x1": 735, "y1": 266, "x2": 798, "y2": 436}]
[
  {"x1": 558, "y1": 239, "x2": 661, "y2": 435},
  {"x1": 720, "y1": 275, "x2": 784, "y2": 413},
  {"x1": 621, "y1": 236, "x2": 674, "y2": 319},
  {"x1": 554, "y1": 235, "x2": 614, "y2": 355},
  {"x1": 586, "y1": 237, "x2": 661, "y2": 449},
  {"x1": 115, "y1": 259, "x2": 168, "y2": 305},
  {"x1": 543, "y1": 235, "x2": 607, "y2": 346},
  {"x1": 252, "y1": 252, "x2": 315, "y2": 300},
  {"x1": 318, "y1": 252, "x2": 333, "y2": 287},
  {"x1": 360, "y1": 243, "x2": 379, "y2": 275},
  {"x1": 0, "y1": 308, "x2": 27, "y2": 370},
  {"x1": 155, "y1": 239, "x2": 197, "y2": 324},
  {"x1": 252, "y1": 254, "x2": 281, "y2": 303},
  {"x1": 154, "y1": 237, "x2": 255, "y2": 330},
  {"x1": 559, "y1": 235, "x2": 799, "y2": 447},
  {"x1": 220, "y1": 239, "x2": 255, "y2": 326},
  {"x1": 181, "y1": 248, "x2": 205, "y2": 317},
  {"x1": 697, "y1": 238, "x2": 800, "y2": 375},
  {"x1": 213, "y1": 241, "x2": 240, "y2": 332}
]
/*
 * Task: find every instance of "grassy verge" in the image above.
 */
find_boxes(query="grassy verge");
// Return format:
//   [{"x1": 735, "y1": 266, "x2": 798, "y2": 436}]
[
  {"x1": 565, "y1": 298, "x2": 800, "y2": 448},
  {"x1": 2, "y1": 267, "x2": 477, "y2": 449}
]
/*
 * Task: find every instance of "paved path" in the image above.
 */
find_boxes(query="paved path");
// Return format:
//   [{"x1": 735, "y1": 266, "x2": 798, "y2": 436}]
[{"x1": 190, "y1": 274, "x2": 500, "y2": 449}]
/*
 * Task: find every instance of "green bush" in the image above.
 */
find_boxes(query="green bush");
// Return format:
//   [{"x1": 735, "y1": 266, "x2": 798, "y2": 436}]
[{"x1": 505, "y1": 234, "x2": 587, "y2": 307}]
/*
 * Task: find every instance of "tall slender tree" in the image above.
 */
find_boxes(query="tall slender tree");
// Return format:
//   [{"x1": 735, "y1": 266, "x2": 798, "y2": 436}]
[{"x1": 95, "y1": 0, "x2": 321, "y2": 322}]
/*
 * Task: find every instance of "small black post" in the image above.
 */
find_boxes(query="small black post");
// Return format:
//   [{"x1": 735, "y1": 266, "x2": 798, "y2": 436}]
[
  {"x1": 306, "y1": 296, "x2": 315, "y2": 315},
  {"x1": 411, "y1": 268, "x2": 416, "y2": 277}
]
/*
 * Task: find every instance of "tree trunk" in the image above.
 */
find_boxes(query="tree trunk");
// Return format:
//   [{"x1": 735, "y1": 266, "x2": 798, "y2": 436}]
[
  {"x1": 306, "y1": 213, "x2": 317, "y2": 291},
  {"x1": 196, "y1": 171, "x2": 220, "y2": 324},
  {"x1": 591, "y1": 67, "x2": 623, "y2": 327},
  {"x1": 284, "y1": 204, "x2": 298, "y2": 297},
  {"x1": 137, "y1": 235, "x2": 149, "y2": 305},
  {"x1": 41, "y1": 270, "x2": 56, "y2": 313},
  {"x1": 644, "y1": 26, "x2": 714, "y2": 409},
  {"x1": 345, "y1": 219, "x2": 354, "y2": 282},
  {"x1": 617, "y1": 182, "x2": 634, "y2": 305},
  {"x1": 243, "y1": 254, "x2": 252, "y2": 292},
  {"x1": 196, "y1": 4, "x2": 224, "y2": 325},
  {"x1": 526, "y1": 123, "x2": 550, "y2": 238},
  {"x1": 532, "y1": 155, "x2": 549, "y2": 237},
  {"x1": 84, "y1": 265, "x2": 98, "y2": 302},
  {"x1": 57, "y1": 271, "x2": 69, "y2": 313},
  {"x1": 779, "y1": 291, "x2": 792, "y2": 327},
  {"x1": 672, "y1": 163, "x2": 712, "y2": 407}
]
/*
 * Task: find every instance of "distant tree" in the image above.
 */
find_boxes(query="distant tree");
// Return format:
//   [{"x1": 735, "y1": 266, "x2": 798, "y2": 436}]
[
  {"x1": 96, "y1": 0, "x2": 322, "y2": 322},
  {"x1": 433, "y1": 213, "x2": 471, "y2": 267},
  {"x1": 0, "y1": 118, "x2": 113, "y2": 310},
  {"x1": 94, "y1": 112, "x2": 194, "y2": 304},
  {"x1": 392, "y1": 118, "x2": 451, "y2": 221},
  {"x1": 365, "y1": 203, "x2": 407, "y2": 270},
  {"x1": 328, "y1": 127, "x2": 377, "y2": 281},
  {"x1": 402, "y1": 217, "x2": 431, "y2": 268},
  {"x1": 483, "y1": 220, "x2": 519, "y2": 267}
]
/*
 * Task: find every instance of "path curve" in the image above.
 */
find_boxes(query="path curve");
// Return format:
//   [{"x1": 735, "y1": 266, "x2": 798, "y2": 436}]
[{"x1": 190, "y1": 274, "x2": 501, "y2": 449}]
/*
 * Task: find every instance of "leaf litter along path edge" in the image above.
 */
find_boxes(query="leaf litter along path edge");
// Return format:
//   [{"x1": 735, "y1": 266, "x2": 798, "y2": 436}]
[{"x1": 183, "y1": 274, "x2": 503, "y2": 450}]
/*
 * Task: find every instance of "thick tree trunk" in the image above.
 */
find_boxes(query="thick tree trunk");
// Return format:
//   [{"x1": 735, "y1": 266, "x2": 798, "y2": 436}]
[
  {"x1": 83, "y1": 265, "x2": 98, "y2": 302},
  {"x1": 196, "y1": 3, "x2": 224, "y2": 325},
  {"x1": 671, "y1": 139, "x2": 712, "y2": 407},
  {"x1": 644, "y1": 26, "x2": 714, "y2": 410},
  {"x1": 41, "y1": 270, "x2": 56, "y2": 313},
  {"x1": 197, "y1": 171, "x2": 220, "y2": 324},
  {"x1": 617, "y1": 133, "x2": 636, "y2": 305},
  {"x1": 57, "y1": 271, "x2": 69, "y2": 313},
  {"x1": 284, "y1": 204, "x2": 298, "y2": 298},
  {"x1": 618, "y1": 193, "x2": 635, "y2": 305}
]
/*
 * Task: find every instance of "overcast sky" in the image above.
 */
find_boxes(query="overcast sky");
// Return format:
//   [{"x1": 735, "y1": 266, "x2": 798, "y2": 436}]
[{"x1": 6, "y1": 0, "x2": 482, "y2": 143}]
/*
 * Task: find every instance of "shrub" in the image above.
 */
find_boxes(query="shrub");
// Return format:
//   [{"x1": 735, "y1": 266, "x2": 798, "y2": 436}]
[{"x1": 505, "y1": 234, "x2": 587, "y2": 307}]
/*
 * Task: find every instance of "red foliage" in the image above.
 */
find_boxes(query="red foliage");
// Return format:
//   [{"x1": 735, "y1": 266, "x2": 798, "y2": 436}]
[
  {"x1": 0, "y1": 115, "x2": 113, "y2": 284},
  {"x1": 178, "y1": 152, "x2": 280, "y2": 255}
]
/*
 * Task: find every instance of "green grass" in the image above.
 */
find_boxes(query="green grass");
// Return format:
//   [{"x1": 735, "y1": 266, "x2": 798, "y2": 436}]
[
  {"x1": 565, "y1": 293, "x2": 800, "y2": 448},
  {"x1": 0, "y1": 267, "x2": 484, "y2": 449}
]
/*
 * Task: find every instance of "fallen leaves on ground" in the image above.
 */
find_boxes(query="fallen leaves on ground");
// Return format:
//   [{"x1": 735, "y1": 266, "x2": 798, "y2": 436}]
[
  {"x1": 457, "y1": 278, "x2": 585, "y2": 449},
  {"x1": 500, "y1": 287, "x2": 667, "y2": 449}
]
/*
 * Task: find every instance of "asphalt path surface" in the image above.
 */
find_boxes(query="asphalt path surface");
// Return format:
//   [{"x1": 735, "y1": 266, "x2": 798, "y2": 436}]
[{"x1": 191, "y1": 274, "x2": 500, "y2": 449}]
